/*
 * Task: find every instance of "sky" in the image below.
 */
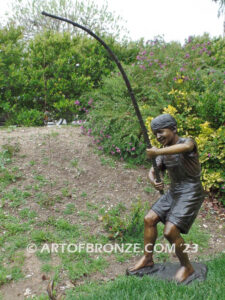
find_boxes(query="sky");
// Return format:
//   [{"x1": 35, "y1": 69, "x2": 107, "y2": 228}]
[{"x1": 0, "y1": 0, "x2": 224, "y2": 43}]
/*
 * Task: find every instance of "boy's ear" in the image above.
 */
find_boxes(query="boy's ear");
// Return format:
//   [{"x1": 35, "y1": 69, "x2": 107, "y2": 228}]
[{"x1": 173, "y1": 126, "x2": 177, "y2": 133}]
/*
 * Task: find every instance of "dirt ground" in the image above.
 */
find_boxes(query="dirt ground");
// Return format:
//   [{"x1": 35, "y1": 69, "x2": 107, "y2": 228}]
[{"x1": 0, "y1": 126, "x2": 224, "y2": 299}]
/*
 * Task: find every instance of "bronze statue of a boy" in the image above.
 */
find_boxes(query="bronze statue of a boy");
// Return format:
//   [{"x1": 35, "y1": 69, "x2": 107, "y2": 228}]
[{"x1": 129, "y1": 113, "x2": 205, "y2": 283}]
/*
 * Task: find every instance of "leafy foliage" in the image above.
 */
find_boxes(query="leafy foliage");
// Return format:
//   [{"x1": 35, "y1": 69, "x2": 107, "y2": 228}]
[
  {"x1": 84, "y1": 34, "x2": 225, "y2": 202},
  {"x1": 0, "y1": 22, "x2": 224, "y2": 202},
  {"x1": 0, "y1": 26, "x2": 25, "y2": 122},
  {"x1": 0, "y1": 26, "x2": 139, "y2": 125}
]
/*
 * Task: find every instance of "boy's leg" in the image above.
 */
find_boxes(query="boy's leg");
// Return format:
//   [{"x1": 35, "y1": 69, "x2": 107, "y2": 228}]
[
  {"x1": 128, "y1": 209, "x2": 160, "y2": 271},
  {"x1": 164, "y1": 222, "x2": 194, "y2": 282}
]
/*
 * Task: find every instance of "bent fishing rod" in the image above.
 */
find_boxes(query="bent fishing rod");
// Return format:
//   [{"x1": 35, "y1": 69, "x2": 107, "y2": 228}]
[{"x1": 42, "y1": 11, "x2": 163, "y2": 194}]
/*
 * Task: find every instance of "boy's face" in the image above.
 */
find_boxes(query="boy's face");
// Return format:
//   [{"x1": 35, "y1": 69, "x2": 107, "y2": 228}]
[{"x1": 153, "y1": 128, "x2": 177, "y2": 146}]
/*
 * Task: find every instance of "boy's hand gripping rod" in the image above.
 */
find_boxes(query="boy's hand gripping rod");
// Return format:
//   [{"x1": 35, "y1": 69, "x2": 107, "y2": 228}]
[{"x1": 42, "y1": 11, "x2": 164, "y2": 195}]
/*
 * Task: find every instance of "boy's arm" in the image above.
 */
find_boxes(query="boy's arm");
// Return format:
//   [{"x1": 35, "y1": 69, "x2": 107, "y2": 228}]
[
  {"x1": 146, "y1": 140, "x2": 194, "y2": 158},
  {"x1": 149, "y1": 167, "x2": 164, "y2": 191},
  {"x1": 148, "y1": 155, "x2": 165, "y2": 191}
]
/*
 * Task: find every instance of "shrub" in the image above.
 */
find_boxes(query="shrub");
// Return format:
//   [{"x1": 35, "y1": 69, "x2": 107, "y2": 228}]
[
  {"x1": 82, "y1": 72, "x2": 149, "y2": 165},
  {"x1": 0, "y1": 25, "x2": 25, "y2": 121},
  {"x1": 0, "y1": 27, "x2": 140, "y2": 125},
  {"x1": 9, "y1": 109, "x2": 44, "y2": 127},
  {"x1": 84, "y1": 35, "x2": 225, "y2": 202}
]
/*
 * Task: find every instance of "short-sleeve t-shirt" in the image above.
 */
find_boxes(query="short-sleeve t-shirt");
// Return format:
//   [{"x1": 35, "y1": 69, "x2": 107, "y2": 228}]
[
  {"x1": 155, "y1": 137, "x2": 202, "y2": 186},
  {"x1": 151, "y1": 137, "x2": 205, "y2": 234}
]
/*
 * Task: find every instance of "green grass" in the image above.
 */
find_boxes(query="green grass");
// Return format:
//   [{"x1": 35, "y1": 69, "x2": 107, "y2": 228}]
[
  {"x1": 35, "y1": 192, "x2": 57, "y2": 207},
  {"x1": 65, "y1": 253, "x2": 225, "y2": 300},
  {"x1": 61, "y1": 187, "x2": 70, "y2": 197},
  {"x1": 63, "y1": 203, "x2": 76, "y2": 215},
  {"x1": 70, "y1": 158, "x2": 79, "y2": 167},
  {"x1": 0, "y1": 264, "x2": 23, "y2": 286},
  {"x1": 100, "y1": 156, "x2": 116, "y2": 168},
  {"x1": 19, "y1": 208, "x2": 37, "y2": 219},
  {"x1": 0, "y1": 148, "x2": 22, "y2": 188},
  {"x1": 1, "y1": 188, "x2": 31, "y2": 208},
  {"x1": 181, "y1": 221, "x2": 209, "y2": 251},
  {"x1": 115, "y1": 252, "x2": 133, "y2": 263},
  {"x1": 78, "y1": 211, "x2": 91, "y2": 218},
  {"x1": 144, "y1": 184, "x2": 154, "y2": 194},
  {"x1": 60, "y1": 251, "x2": 108, "y2": 281},
  {"x1": 136, "y1": 175, "x2": 144, "y2": 184},
  {"x1": 27, "y1": 296, "x2": 49, "y2": 300},
  {"x1": 36, "y1": 250, "x2": 52, "y2": 262},
  {"x1": 33, "y1": 174, "x2": 48, "y2": 183},
  {"x1": 0, "y1": 144, "x2": 21, "y2": 192},
  {"x1": 41, "y1": 263, "x2": 53, "y2": 273},
  {"x1": 86, "y1": 201, "x2": 98, "y2": 210},
  {"x1": 29, "y1": 160, "x2": 36, "y2": 166},
  {"x1": 42, "y1": 157, "x2": 49, "y2": 165},
  {"x1": 80, "y1": 191, "x2": 87, "y2": 198},
  {"x1": 50, "y1": 131, "x2": 59, "y2": 138},
  {"x1": 31, "y1": 230, "x2": 57, "y2": 244},
  {"x1": 54, "y1": 219, "x2": 81, "y2": 239}
]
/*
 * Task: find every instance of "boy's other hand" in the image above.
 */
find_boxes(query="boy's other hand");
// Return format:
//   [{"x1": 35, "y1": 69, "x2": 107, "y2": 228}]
[
  {"x1": 146, "y1": 147, "x2": 159, "y2": 159},
  {"x1": 153, "y1": 180, "x2": 164, "y2": 191}
]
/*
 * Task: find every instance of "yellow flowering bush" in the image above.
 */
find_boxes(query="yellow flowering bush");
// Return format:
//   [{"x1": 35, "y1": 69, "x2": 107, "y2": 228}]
[
  {"x1": 202, "y1": 169, "x2": 224, "y2": 191},
  {"x1": 145, "y1": 116, "x2": 161, "y2": 147},
  {"x1": 145, "y1": 105, "x2": 225, "y2": 201}
]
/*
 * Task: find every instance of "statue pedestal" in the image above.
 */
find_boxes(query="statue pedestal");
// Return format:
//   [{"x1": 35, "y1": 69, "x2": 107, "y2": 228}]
[{"x1": 126, "y1": 262, "x2": 207, "y2": 285}]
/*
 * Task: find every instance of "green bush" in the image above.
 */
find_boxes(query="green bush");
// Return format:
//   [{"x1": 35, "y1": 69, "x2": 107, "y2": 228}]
[
  {"x1": 83, "y1": 35, "x2": 225, "y2": 202},
  {"x1": 9, "y1": 109, "x2": 44, "y2": 126},
  {"x1": 0, "y1": 26, "x2": 140, "y2": 125},
  {"x1": 0, "y1": 25, "x2": 25, "y2": 121},
  {"x1": 82, "y1": 72, "x2": 149, "y2": 165}
]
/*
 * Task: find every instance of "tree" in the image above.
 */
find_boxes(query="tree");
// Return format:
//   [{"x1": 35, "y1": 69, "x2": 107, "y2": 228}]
[
  {"x1": 212, "y1": 0, "x2": 225, "y2": 16},
  {"x1": 212, "y1": 0, "x2": 225, "y2": 36},
  {"x1": 5, "y1": 0, "x2": 128, "y2": 40}
]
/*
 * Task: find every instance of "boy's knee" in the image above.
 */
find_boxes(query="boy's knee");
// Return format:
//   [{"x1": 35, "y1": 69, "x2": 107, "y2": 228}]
[
  {"x1": 164, "y1": 222, "x2": 178, "y2": 240},
  {"x1": 144, "y1": 210, "x2": 159, "y2": 226},
  {"x1": 164, "y1": 227, "x2": 173, "y2": 240},
  {"x1": 144, "y1": 215, "x2": 153, "y2": 226}
]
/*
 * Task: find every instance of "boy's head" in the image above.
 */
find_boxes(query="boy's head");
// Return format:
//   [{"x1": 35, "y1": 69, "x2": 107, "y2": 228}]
[
  {"x1": 151, "y1": 114, "x2": 178, "y2": 146},
  {"x1": 151, "y1": 114, "x2": 177, "y2": 133}
]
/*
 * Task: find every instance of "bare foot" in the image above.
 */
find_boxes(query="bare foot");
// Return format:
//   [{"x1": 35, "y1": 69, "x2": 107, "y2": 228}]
[
  {"x1": 128, "y1": 256, "x2": 154, "y2": 272},
  {"x1": 174, "y1": 265, "x2": 194, "y2": 283}
]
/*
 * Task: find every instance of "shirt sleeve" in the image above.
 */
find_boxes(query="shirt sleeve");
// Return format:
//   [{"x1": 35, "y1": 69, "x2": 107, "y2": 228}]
[{"x1": 184, "y1": 138, "x2": 198, "y2": 156}]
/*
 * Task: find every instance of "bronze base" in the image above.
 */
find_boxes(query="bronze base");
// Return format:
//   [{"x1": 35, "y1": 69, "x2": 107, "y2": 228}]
[{"x1": 126, "y1": 262, "x2": 207, "y2": 285}]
